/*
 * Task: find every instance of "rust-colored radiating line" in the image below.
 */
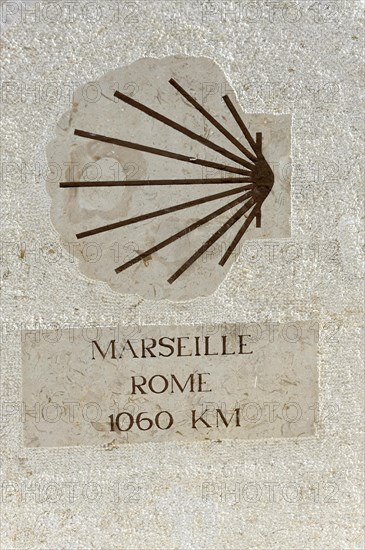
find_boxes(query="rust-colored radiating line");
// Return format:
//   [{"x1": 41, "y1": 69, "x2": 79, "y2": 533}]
[
  {"x1": 169, "y1": 78, "x2": 257, "y2": 164},
  {"x1": 76, "y1": 185, "x2": 253, "y2": 239},
  {"x1": 74, "y1": 129, "x2": 251, "y2": 176},
  {"x1": 223, "y1": 95, "x2": 258, "y2": 154},
  {"x1": 167, "y1": 198, "x2": 256, "y2": 284},
  {"x1": 255, "y1": 132, "x2": 262, "y2": 154},
  {"x1": 113, "y1": 90, "x2": 255, "y2": 171},
  {"x1": 59, "y1": 177, "x2": 253, "y2": 188},
  {"x1": 219, "y1": 208, "x2": 259, "y2": 266},
  {"x1": 115, "y1": 191, "x2": 253, "y2": 274}
]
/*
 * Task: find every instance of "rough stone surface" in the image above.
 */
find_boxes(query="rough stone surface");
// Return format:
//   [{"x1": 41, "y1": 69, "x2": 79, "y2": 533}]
[{"x1": 1, "y1": 0, "x2": 364, "y2": 548}]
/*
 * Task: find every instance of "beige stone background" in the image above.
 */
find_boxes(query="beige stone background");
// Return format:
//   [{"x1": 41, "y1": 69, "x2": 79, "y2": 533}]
[{"x1": 0, "y1": 0, "x2": 364, "y2": 548}]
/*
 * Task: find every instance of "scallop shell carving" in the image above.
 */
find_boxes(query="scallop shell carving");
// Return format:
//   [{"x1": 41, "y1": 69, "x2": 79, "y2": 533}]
[{"x1": 47, "y1": 56, "x2": 291, "y2": 301}]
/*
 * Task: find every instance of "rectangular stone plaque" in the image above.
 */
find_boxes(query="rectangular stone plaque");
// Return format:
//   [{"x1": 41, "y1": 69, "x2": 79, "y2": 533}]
[{"x1": 22, "y1": 322, "x2": 318, "y2": 447}]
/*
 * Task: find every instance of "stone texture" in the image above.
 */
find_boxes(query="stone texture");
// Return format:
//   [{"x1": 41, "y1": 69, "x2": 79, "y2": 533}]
[{"x1": 1, "y1": 1, "x2": 363, "y2": 549}]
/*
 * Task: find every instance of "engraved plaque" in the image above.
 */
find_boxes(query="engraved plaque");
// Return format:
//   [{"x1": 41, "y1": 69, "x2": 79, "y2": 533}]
[{"x1": 22, "y1": 322, "x2": 317, "y2": 447}]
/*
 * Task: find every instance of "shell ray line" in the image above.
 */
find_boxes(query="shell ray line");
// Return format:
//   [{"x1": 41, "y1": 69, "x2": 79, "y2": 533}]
[
  {"x1": 219, "y1": 208, "x2": 259, "y2": 266},
  {"x1": 169, "y1": 78, "x2": 257, "y2": 164},
  {"x1": 113, "y1": 90, "x2": 255, "y2": 171},
  {"x1": 115, "y1": 190, "x2": 253, "y2": 274},
  {"x1": 223, "y1": 95, "x2": 259, "y2": 154},
  {"x1": 59, "y1": 177, "x2": 253, "y2": 188},
  {"x1": 73, "y1": 129, "x2": 251, "y2": 176},
  {"x1": 76, "y1": 185, "x2": 253, "y2": 239},
  {"x1": 168, "y1": 198, "x2": 256, "y2": 284}
]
